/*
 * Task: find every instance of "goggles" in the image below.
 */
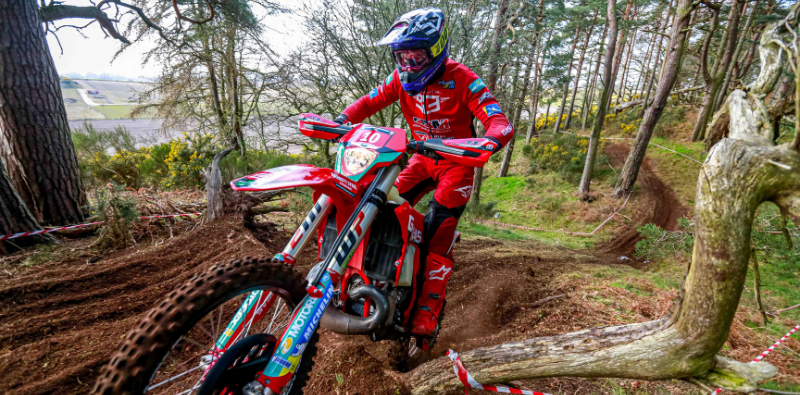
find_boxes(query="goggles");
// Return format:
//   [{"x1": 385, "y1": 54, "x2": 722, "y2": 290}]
[{"x1": 393, "y1": 49, "x2": 432, "y2": 72}]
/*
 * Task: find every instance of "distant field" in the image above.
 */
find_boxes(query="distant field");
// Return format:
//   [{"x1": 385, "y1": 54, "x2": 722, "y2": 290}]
[{"x1": 60, "y1": 78, "x2": 157, "y2": 121}]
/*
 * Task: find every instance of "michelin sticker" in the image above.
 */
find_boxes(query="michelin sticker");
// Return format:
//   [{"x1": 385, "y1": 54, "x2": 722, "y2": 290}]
[
  {"x1": 369, "y1": 87, "x2": 380, "y2": 99},
  {"x1": 468, "y1": 78, "x2": 486, "y2": 93},
  {"x1": 483, "y1": 103, "x2": 503, "y2": 117}
]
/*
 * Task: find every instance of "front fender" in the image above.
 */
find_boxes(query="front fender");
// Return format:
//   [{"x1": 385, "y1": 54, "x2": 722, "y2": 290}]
[{"x1": 230, "y1": 165, "x2": 361, "y2": 203}]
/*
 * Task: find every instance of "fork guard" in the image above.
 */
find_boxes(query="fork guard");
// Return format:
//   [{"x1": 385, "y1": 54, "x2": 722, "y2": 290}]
[{"x1": 320, "y1": 285, "x2": 391, "y2": 335}]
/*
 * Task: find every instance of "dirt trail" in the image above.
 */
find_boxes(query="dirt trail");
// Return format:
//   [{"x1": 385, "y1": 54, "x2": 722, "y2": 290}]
[
  {"x1": 597, "y1": 143, "x2": 686, "y2": 256},
  {"x1": 0, "y1": 218, "x2": 282, "y2": 395}
]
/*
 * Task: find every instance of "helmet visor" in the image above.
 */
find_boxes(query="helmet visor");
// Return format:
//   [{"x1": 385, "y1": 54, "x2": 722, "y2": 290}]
[{"x1": 393, "y1": 49, "x2": 432, "y2": 72}]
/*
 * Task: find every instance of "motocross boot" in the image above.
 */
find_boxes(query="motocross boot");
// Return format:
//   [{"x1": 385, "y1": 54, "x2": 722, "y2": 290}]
[{"x1": 411, "y1": 253, "x2": 453, "y2": 337}]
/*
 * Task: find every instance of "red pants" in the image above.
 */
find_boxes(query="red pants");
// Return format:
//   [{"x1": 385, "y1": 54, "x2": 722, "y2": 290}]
[
  {"x1": 395, "y1": 154, "x2": 470, "y2": 336},
  {"x1": 395, "y1": 154, "x2": 472, "y2": 258}
]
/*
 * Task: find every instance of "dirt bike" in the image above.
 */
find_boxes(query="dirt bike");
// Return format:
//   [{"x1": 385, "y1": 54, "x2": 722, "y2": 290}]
[{"x1": 94, "y1": 113, "x2": 493, "y2": 395}]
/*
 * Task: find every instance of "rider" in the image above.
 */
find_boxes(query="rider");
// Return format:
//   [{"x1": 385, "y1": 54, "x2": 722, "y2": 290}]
[{"x1": 333, "y1": 8, "x2": 513, "y2": 337}]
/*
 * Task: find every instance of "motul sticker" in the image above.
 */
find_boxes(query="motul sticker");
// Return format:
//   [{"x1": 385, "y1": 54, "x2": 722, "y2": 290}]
[{"x1": 468, "y1": 78, "x2": 486, "y2": 93}]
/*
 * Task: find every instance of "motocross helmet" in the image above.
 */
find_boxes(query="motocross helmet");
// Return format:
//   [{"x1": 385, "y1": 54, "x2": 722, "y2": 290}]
[{"x1": 376, "y1": 8, "x2": 449, "y2": 94}]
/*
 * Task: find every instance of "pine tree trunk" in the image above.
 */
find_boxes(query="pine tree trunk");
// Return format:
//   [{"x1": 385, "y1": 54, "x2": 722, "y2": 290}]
[
  {"x1": 0, "y1": 0, "x2": 86, "y2": 225},
  {"x1": 693, "y1": 0, "x2": 742, "y2": 142},
  {"x1": 552, "y1": 27, "x2": 582, "y2": 135},
  {"x1": 583, "y1": 24, "x2": 609, "y2": 131},
  {"x1": 498, "y1": 59, "x2": 525, "y2": 178},
  {"x1": 566, "y1": 18, "x2": 597, "y2": 129},
  {"x1": 471, "y1": 0, "x2": 510, "y2": 206},
  {"x1": 525, "y1": 0, "x2": 547, "y2": 144},
  {"x1": 614, "y1": 32, "x2": 635, "y2": 109},
  {"x1": 578, "y1": 0, "x2": 618, "y2": 199},
  {"x1": 579, "y1": 53, "x2": 595, "y2": 130},
  {"x1": 525, "y1": 46, "x2": 544, "y2": 143},
  {"x1": 634, "y1": 28, "x2": 658, "y2": 99},
  {"x1": 613, "y1": 0, "x2": 695, "y2": 197},
  {"x1": 714, "y1": 0, "x2": 756, "y2": 113},
  {"x1": 0, "y1": 159, "x2": 51, "y2": 253},
  {"x1": 641, "y1": 11, "x2": 670, "y2": 116},
  {"x1": 603, "y1": 0, "x2": 633, "y2": 114}
]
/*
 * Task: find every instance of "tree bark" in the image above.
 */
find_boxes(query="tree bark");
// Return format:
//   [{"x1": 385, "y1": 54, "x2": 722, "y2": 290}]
[
  {"x1": 583, "y1": 24, "x2": 609, "y2": 131},
  {"x1": 566, "y1": 15, "x2": 598, "y2": 129},
  {"x1": 0, "y1": 159, "x2": 52, "y2": 253},
  {"x1": 523, "y1": 0, "x2": 546, "y2": 144},
  {"x1": 641, "y1": 10, "x2": 670, "y2": 117},
  {"x1": 578, "y1": 0, "x2": 618, "y2": 199},
  {"x1": 204, "y1": 145, "x2": 235, "y2": 222},
  {"x1": 605, "y1": 0, "x2": 633, "y2": 113},
  {"x1": 751, "y1": 249, "x2": 770, "y2": 326},
  {"x1": 552, "y1": 26, "x2": 582, "y2": 135},
  {"x1": 613, "y1": 0, "x2": 694, "y2": 197},
  {"x1": 408, "y1": 27, "x2": 800, "y2": 387},
  {"x1": 693, "y1": 0, "x2": 743, "y2": 142},
  {"x1": 713, "y1": 1, "x2": 756, "y2": 115},
  {"x1": 472, "y1": 0, "x2": 510, "y2": 206},
  {"x1": 0, "y1": 0, "x2": 86, "y2": 225},
  {"x1": 499, "y1": 57, "x2": 530, "y2": 178},
  {"x1": 614, "y1": 30, "x2": 636, "y2": 109}
]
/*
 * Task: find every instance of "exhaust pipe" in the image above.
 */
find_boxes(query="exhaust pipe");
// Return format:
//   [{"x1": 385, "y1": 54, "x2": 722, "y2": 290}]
[{"x1": 320, "y1": 285, "x2": 390, "y2": 335}]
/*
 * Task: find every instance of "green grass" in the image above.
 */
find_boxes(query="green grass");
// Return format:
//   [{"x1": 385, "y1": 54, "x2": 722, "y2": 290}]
[{"x1": 95, "y1": 106, "x2": 134, "y2": 119}]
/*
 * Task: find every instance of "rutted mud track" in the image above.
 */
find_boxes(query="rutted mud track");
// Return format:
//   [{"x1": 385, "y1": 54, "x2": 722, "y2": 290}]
[
  {"x1": 597, "y1": 143, "x2": 686, "y2": 255},
  {"x1": 0, "y1": 219, "x2": 281, "y2": 394}
]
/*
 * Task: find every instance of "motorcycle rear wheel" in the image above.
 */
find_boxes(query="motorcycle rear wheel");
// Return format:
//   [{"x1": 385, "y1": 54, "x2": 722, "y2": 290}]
[{"x1": 92, "y1": 257, "x2": 317, "y2": 395}]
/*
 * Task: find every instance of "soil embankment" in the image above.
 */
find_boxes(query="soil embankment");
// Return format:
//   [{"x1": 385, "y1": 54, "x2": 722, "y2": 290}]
[{"x1": 597, "y1": 143, "x2": 687, "y2": 256}]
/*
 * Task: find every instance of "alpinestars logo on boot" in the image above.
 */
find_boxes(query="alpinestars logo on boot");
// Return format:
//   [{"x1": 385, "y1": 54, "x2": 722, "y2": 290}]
[{"x1": 428, "y1": 266, "x2": 452, "y2": 280}]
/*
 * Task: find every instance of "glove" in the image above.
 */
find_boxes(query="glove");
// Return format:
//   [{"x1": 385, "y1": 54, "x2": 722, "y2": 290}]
[
  {"x1": 485, "y1": 136, "x2": 503, "y2": 153},
  {"x1": 333, "y1": 114, "x2": 349, "y2": 126}
]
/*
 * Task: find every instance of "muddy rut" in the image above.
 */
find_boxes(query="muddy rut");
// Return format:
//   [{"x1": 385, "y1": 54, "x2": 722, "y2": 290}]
[
  {"x1": 0, "y1": 218, "x2": 282, "y2": 394},
  {"x1": 597, "y1": 143, "x2": 686, "y2": 255}
]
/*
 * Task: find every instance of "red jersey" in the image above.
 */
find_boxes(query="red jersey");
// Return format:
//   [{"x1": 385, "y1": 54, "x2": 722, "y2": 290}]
[{"x1": 341, "y1": 59, "x2": 513, "y2": 148}]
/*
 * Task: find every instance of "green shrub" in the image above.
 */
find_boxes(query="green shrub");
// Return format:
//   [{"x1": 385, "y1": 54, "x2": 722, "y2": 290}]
[
  {"x1": 73, "y1": 125, "x2": 307, "y2": 190},
  {"x1": 523, "y1": 132, "x2": 607, "y2": 183},
  {"x1": 635, "y1": 218, "x2": 695, "y2": 260},
  {"x1": 88, "y1": 183, "x2": 140, "y2": 250}
]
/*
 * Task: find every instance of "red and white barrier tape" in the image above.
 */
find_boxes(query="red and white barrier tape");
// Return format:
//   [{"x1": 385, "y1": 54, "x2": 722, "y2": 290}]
[
  {"x1": 0, "y1": 213, "x2": 202, "y2": 241},
  {"x1": 473, "y1": 192, "x2": 632, "y2": 237},
  {"x1": 711, "y1": 322, "x2": 800, "y2": 394},
  {"x1": 447, "y1": 350, "x2": 554, "y2": 395}
]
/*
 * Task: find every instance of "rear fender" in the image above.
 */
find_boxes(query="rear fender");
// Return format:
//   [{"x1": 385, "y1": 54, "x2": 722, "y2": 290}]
[{"x1": 230, "y1": 165, "x2": 361, "y2": 207}]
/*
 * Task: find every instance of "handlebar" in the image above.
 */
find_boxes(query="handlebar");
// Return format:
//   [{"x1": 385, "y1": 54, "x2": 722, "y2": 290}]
[
  {"x1": 306, "y1": 123, "x2": 354, "y2": 137},
  {"x1": 406, "y1": 139, "x2": 481, "y2": 158}
]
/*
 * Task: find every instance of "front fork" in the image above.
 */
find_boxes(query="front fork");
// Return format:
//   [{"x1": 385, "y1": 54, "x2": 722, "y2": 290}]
[
  {"x1": 213, "y1": 196, "x2": 333, "y2": 353},
  {"x1": 216, "y1": 165, "x2": 403, "y2": 394}
]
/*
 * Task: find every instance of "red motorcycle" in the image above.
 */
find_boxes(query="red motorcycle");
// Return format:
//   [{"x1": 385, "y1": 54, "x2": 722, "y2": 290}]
[{"x1": 95, "y1": 114, "x2": 493, "y2": 395}]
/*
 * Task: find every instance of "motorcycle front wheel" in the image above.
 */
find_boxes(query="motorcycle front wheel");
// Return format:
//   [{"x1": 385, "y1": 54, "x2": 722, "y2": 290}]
[{"x1": 93, "y1": 257, "x2": 317, "y2": 395}]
